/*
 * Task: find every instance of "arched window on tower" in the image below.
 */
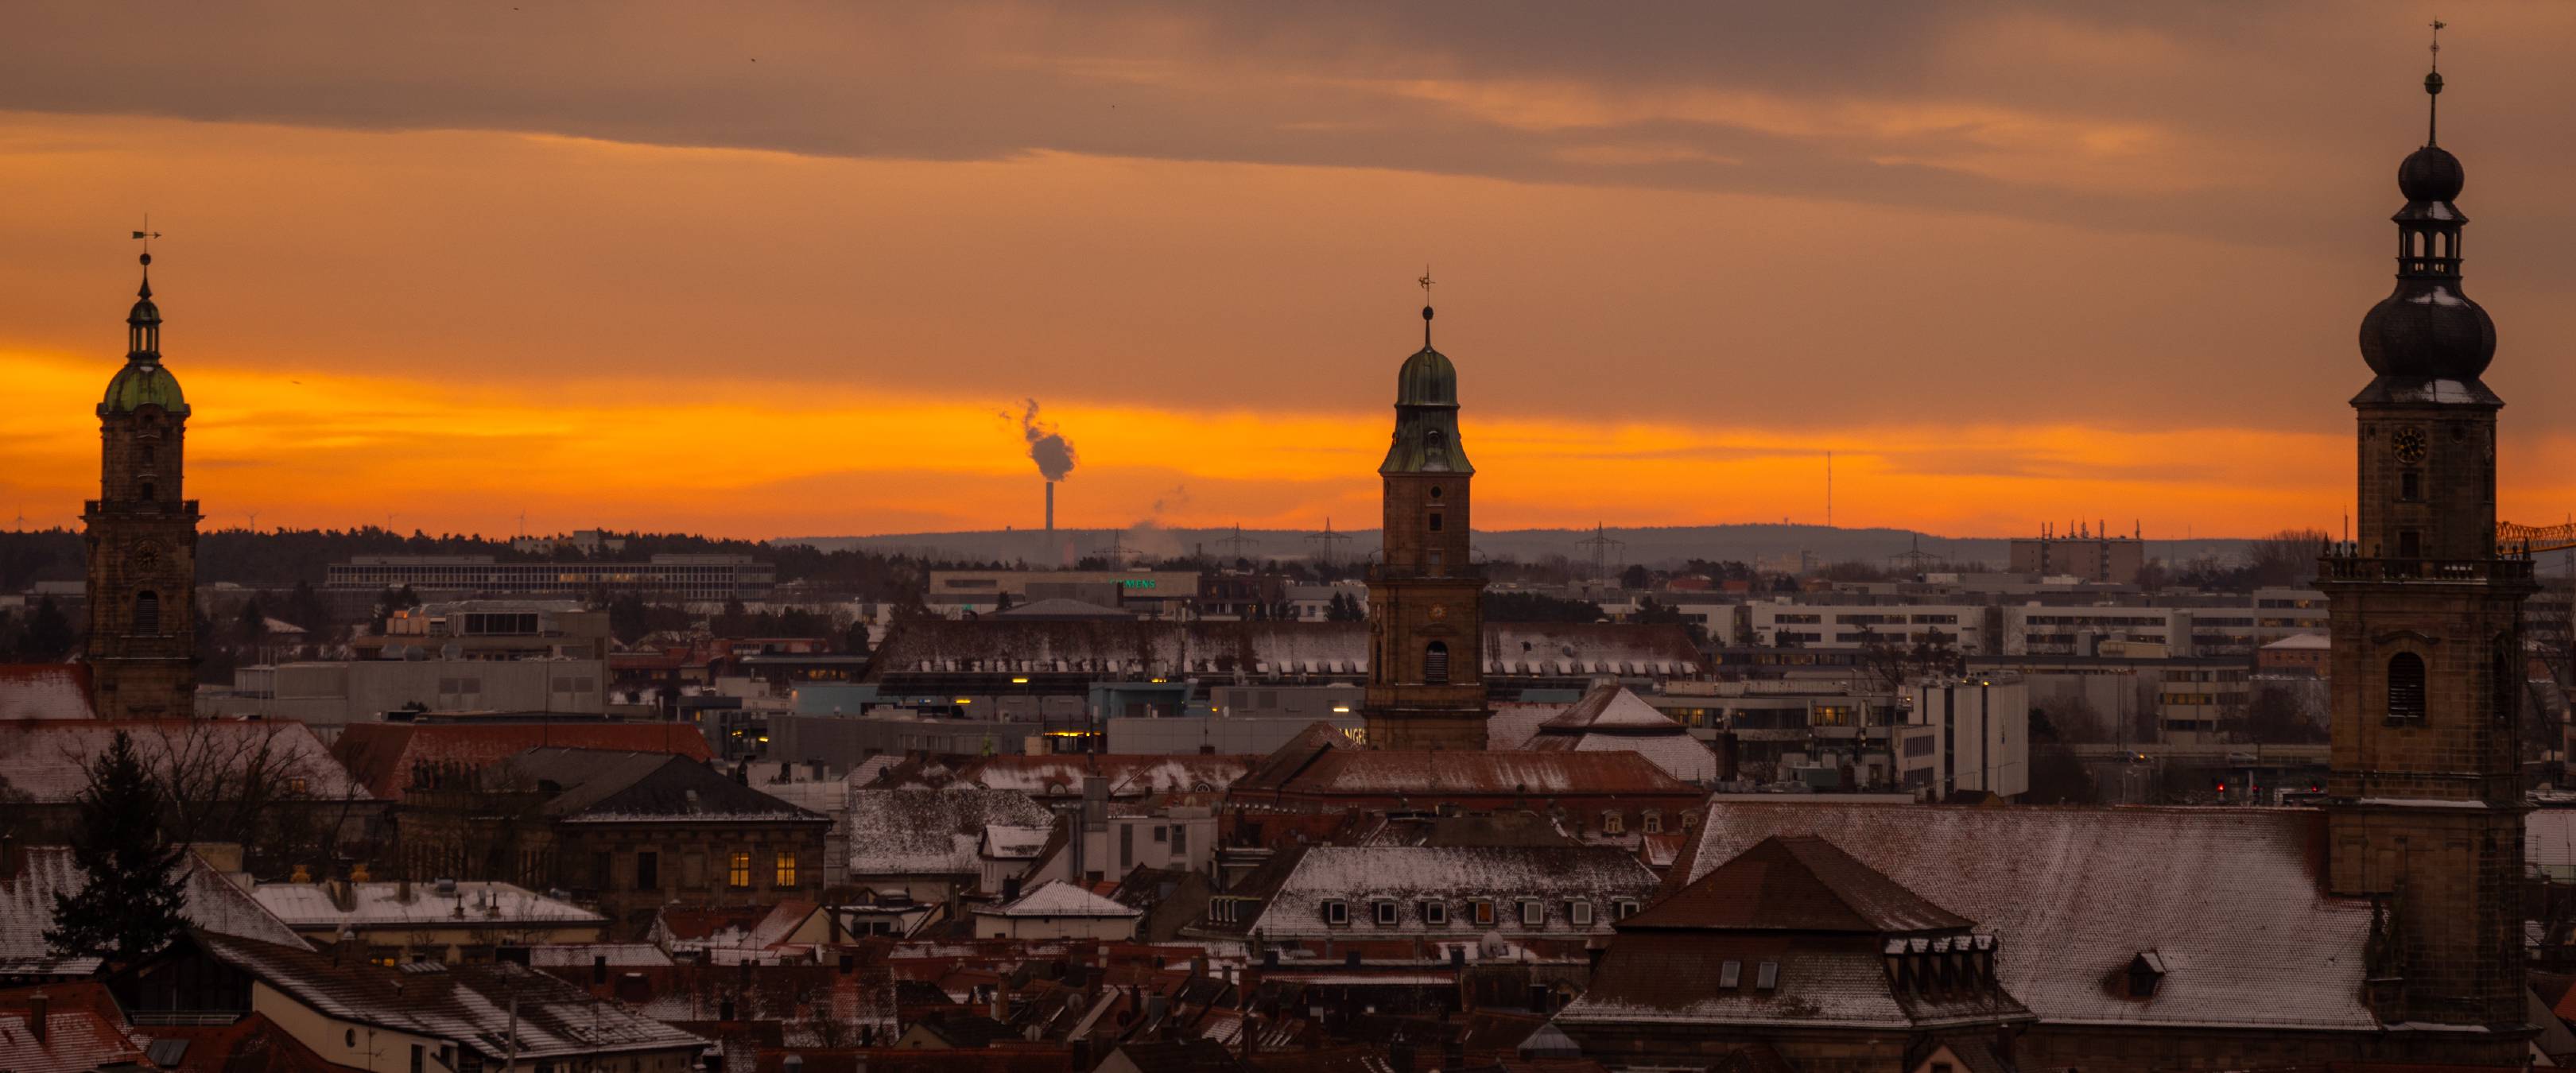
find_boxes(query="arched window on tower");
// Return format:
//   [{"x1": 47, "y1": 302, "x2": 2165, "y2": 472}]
[
  {"x1": 139, "y1": 482, "x2": 155, "y2": 502},
  {"x1": 134, "y1": 591, "x2": 161, "y2": 637},
  {"x1": 2387, "y1": 652, "x2": 2427, "y2": 722},
  {"x1": 1424, "y1": 641, "x2": 1450, "y2": 685}
]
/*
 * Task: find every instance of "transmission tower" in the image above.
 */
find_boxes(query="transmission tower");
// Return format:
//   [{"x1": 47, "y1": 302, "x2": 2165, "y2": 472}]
[
  {"x1": 1215, "y1": 523, "x2": 1260, "y2": 563},
  {"x1": 1575, "y1": 522, "x2": 1627, "y2": 583},
  {"x1": 1304, "y1": 517, "x2": 1353, "y2": 567}
]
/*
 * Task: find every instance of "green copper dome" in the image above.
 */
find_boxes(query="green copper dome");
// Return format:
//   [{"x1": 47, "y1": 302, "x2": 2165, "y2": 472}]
[
  {"x1": 101, "y1": 359, "x2": 188, "y2": 416},
  {"x1": 100, "y1": 256, "x2": 187, "y2": 416},
  {"x1": 1395, "y1": 344, "x2": 1457, "y2": 406}
]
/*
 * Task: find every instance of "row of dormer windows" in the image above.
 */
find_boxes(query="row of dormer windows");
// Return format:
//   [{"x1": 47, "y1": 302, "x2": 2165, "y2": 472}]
[{"x1": 1317, "y1": 896, "x2": 1639, "y2": 928}]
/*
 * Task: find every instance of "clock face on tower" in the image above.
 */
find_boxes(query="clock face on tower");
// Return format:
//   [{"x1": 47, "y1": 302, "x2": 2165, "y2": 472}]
[{"x1": 2393, "y1": 426, "x2": 2428, "y2": 463}]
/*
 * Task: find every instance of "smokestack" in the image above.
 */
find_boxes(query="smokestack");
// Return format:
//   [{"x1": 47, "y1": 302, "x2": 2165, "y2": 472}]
[{"x1": 1046, "y1": 480, "x2": 1055, "y2": 536}]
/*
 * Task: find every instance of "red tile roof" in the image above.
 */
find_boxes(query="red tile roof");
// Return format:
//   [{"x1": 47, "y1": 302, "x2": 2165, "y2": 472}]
[
  {"x1": 0, "y1": 982, "x2": 147, "y2": 1073},
  {"x1": 331, "y1": 722, "x2": 712, "y2": 801},
  {"x1": 1622, "y1": 835, "x2": 1972, "y2": 933}
]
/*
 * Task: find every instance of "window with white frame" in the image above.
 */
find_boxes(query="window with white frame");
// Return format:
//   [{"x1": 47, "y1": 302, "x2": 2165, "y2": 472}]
[
  {"x1": 1613, "y1": 898, "x2": 1640, "y2": 920},
  {"x1": 1421, "y1": 901, "x2": 1449, "y2": 926},
  {"x1": 1322, "y1": 900, "x2": 1349, "y2": 925},
  {"x1": 1519, "y1": 900, "x2": 1546, "y2": 926},
  {"x1": 1568, "y1": 901, "x2": 1595, "y2": 925},
  {"x1": 1373, "y1": 900, "x2": 1399, "y2": 925},
  {"x1": 1601, "y1": 811, "x2": 1625, "y2": 835},
  {"x1": 1470, "y1": 898, "x2": 1496, "y2": 926},
  {"x1": 1642, "y1": 809, "x2": 1662, "y2": 834}
]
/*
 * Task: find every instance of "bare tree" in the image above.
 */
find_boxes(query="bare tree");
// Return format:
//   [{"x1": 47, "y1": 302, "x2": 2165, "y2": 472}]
[{"x1": 2246, "y1": 529, "x2": 2332, "y2": 588}]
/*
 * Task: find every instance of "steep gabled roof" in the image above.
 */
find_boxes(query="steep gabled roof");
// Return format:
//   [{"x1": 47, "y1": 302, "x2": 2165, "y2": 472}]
[
  {"x1": 1537, "y1": 685, "x2": 1680, "y2": 734},
  {"x1": 0, "y1": 846, "x2": 308, "y2": 966},
  {"x1": 501, "y1": 748, "x2": 821, "y2": 824},
  {"x1": 1620, "y1": 835, "x2": 1970, "y2": 934},
  {"x1": 196, "y1": 932, "x2": 705, "y2": 1060},
  {"x1": 0, "y1": 720, "x2": 362, "y2": 804},
  {"x1": 1640, "y1": 802, "x2": 2377, "y2": 1032},
  {"x1": 330, "y1": 722, "x2": 712, "y2": 802},
  {"x1": 976, "y1": 881, "x2": 1139, "y2": 920}
]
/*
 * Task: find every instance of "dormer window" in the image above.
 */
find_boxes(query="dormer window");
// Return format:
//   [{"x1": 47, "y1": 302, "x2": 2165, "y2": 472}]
[
  {"x1": 1322, "y1": 900, "x2": 1349, "y2": 925},
  {"x1": 1567, "y1": 901, "x2": 1594, "y2": 926},
  {"x1": 2125, "y1": 951, "x2": 2167, "y2": 999},
  {"x1": 1372, "y1": 900, "x2": 1399, "y2": 926},
  {"x1": 1642, "y1": 809, "x2": 1663, "y2": 834},
  {"x1": 1718, "y1": 960, "x2": 1741, "y2": 988},
  {"x1": 1518, "y1": 899, "x2": 1545, "y2": 927},
  {"x1": 1469, "y1": 898, "x2": 1496, "y2": 926},
  {"x1": 1600, "y1": 811, "x2": 1625, "y2": 835},
  {"x1": 1612, "y1": 898, "x2": 1640, "y2": 920},
  {"x1": 1420, "y1": 901, "x2": 1449, "y2": 926}
]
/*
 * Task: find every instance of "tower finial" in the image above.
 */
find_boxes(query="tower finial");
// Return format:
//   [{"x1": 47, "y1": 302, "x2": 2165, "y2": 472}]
[
  {"x1": 130, "y1": 217, "x2": 161, "y2": 296},
  {"x1": 1418, "y1": 265, "x2": 1435, "y2": 347},
  {"x1": 2425, "y1": 19, "x2": 2446, "y2": 145}
]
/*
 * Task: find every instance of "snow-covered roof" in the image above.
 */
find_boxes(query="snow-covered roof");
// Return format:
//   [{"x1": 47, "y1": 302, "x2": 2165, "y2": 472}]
[
  {"x1": 1260, "y1": 750, "x2": 1698, "y2": 797},
  {"x1": 1241, "y1": 846, "x2": 1656, "y2": 939},
  {"x1": 1590, "y1": 802, "x2": 2379, "y2": 1032},
  {"x1": 523, "y1": 943, "x2": 673, "y2": 968},
  {"x1": 0, "y1": 720, "x2": 363, "y2": 803},
  {"x1": 199, "y1": 932, "x2": 704, "y2": 1061},
  {"x1": 1532, "y1": 733, "x2": 1719, "y2": 785},
  {"x1": 981, "y1": 824, "x2": 1052, "y2": 860},
  {"x1": 847, "y1": 788, "x2": 1053, "y2": 877},
  {"x1": 0, "y1": 983, "x2": 148, "y2": 1073},
  {"x1": 0, "y1": 665, "x2": 93, "y2": 720},
  {"x1": 1539, "y1": 685, "x2": 1684, "y2": 733},
  {"x1": 956, "y1": 754, "x2": 1253, "y2": 798},
  {"x1": 330, "y1": 722, "x2": 712, "y2": 802},
  {"x1": 976, "y1": 881, "x2": 1140, "y2": 919},
  {"x1": 2262, "y1": 633, "x2": 2330, "y2": 651},
  {"x1": 250, "y1": 881, "x2": 604, "y2": 930},
  {"x1": 0, "y1": 846, "x2": 309, "y2": 963}
]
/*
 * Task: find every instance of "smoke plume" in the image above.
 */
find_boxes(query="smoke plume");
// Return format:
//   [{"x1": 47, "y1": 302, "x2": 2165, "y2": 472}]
[{"x1": 1006, "y1": 399, "x2": 1077, "y2": 481}]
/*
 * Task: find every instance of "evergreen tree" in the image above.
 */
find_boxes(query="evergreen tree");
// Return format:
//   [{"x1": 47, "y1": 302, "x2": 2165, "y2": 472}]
[
  {"x1": 47, "y1": 730, "x2": 190, "y2": 964},
  {"x1": 17, "y1": 596, "x2": 74, "y2": 660}
]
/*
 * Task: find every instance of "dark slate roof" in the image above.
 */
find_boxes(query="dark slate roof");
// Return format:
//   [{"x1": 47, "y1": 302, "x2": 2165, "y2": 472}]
[
  {"x1": 1617, "y1": 802, "x2": 2379, "y2": 1032},
  {"x1": 330, "y1": 722, "x2": 712, "y2": 802},
  {"x1": 1621, "y1": 835, "x2": 1970, "y2": 934},
  {"x1": 1566, "y1": 931, "x2": 2032, "y2": 1032},
  {"x1": 501, "y1": 747, "x2": 822, "y2": 824},
  {"x1": 1108, "y1": 1039, "x2": 1250, "y2": 1073}
]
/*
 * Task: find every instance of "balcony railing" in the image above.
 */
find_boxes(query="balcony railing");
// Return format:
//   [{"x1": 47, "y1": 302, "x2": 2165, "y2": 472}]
[{"x1": 2316, "y1": 549, "x2": 2535, "y2": 585}]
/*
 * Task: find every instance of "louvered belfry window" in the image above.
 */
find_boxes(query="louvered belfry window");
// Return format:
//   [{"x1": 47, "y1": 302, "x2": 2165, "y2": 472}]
[{"x1": 2388, "y1": 652, "x2": 2428, "y2": 722}]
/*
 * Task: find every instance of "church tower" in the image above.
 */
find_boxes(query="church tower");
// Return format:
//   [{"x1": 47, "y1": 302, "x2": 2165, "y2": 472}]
[
  {"x1": 1363, "y1": 291, "x2": 1490, "y2": 750},
  {"x1": 2319, "y1": 52, "x2": 2531, "y2": 1043},
  {"x1": 83, "y1": 249, "x2": 200, "y2": 719}
]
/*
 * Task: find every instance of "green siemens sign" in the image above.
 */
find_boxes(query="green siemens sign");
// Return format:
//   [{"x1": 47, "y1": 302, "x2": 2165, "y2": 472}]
[{"x1": 1120, "y1": 579, "x2": 1157, "y2": 589}]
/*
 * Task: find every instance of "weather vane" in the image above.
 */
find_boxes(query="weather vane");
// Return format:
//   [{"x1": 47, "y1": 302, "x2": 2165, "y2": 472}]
[
  {"x1": 2429, "y1": 18, "x2": 2443, "y2": 71},
  {"x1": 1418, "y1": 265, "x2": 1434, "y2": 300},
  {"x1": 131, "y1": 215, "x2": 161, "y2": 258}
]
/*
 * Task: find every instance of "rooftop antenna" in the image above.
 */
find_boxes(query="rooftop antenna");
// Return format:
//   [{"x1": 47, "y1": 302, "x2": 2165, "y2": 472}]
[
  {"x1": 517, "y1": 509, "x2": 528, "y2": 537},
  {"x1": 1418, "y1": 265, "x2": 1435, "y2": 347},
  {"x1": 1305, "y1": 517, "x2": 1352, "y2": 567},
  {"x1": 246, "y1": 509, "x2": 261, "y2": 532},
  {"x1": 2426, "y1": 18, "x2": 2445, "y2": 145}
]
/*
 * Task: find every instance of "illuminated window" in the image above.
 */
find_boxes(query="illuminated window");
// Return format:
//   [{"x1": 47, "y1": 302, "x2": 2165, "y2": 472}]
[
  {"x1": 1471, "y1": 899, "x2": 1496, "y2": 926},
  {"x1": 1600, "y1": 811, "x2": 1625, "y2": 835},
  {"x1": 1642, "y1": 810, "x2": 1662, "y2": 834},
  {"x1": 774, "y1": 851, "x2": 798, "y2": 887},
  {"x1": 727, "y1": 852, "x2": 751, "y2": 889}
]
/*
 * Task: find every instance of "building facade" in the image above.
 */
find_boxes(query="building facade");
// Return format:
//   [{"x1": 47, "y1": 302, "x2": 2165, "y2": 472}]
[
  {"x1": 2316, "y1": 64, "x2": 2531, "y2": 1052},
  {"x1": 83, "y1": 251, "x2": 199, "y2": 719},
  {"x1": 1364, "y1": 302, "x2": 1490, "y2": 750}
]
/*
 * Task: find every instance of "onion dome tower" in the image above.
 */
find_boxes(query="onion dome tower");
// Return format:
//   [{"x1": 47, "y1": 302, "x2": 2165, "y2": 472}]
[
  {"x1": 2319, "y1": 35, "x2": 2534, "y2": 1052},
  {"x1": 1363, "y1": 277, "x2": 1490, "y2": 750},
  {"x1": 83, "y1": 246, "x2": 200, "y2": 719}
]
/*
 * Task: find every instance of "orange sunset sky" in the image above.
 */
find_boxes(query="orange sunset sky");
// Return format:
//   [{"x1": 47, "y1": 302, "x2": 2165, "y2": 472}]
[{"x1": 5, "y1": 2, "x2": 2576, "y2": 541}]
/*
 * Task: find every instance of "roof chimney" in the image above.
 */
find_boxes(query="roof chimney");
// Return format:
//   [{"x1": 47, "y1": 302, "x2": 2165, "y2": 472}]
[{"x1": 26, "y1": 993, "x2": 46, "y2": 1045}]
